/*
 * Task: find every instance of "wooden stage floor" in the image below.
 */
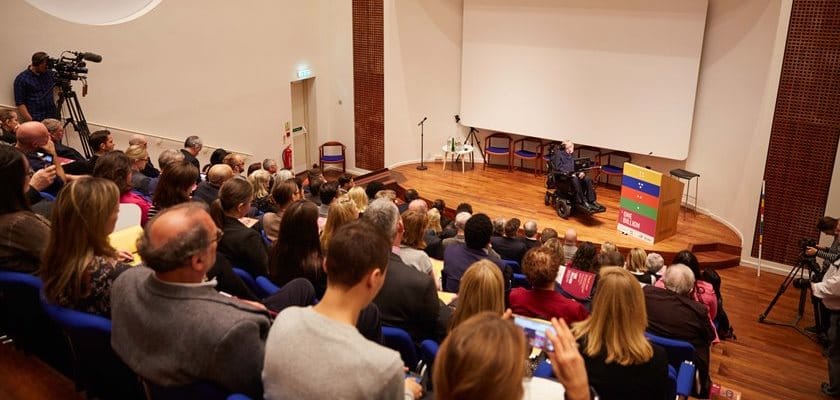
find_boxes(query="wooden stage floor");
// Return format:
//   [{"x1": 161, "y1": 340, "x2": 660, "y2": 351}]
[{"x1": 391, "y1": 162, "x2": 741, "y2": 256}]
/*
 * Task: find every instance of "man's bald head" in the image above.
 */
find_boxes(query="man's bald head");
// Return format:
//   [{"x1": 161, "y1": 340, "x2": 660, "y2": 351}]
[
  {"x1": 207, "y1": 164, "x2": 234, "y2": 186},
  {"x1": 407, "y1": 199, "x2": 428, "y2": 213},
  {"x1": 15, "y1": 121, "x2": 49, "y2": 151},
  {"x1": 137, "y1": 202, "x2": 216, "y2": 274},
  {"x1": 564, "y1": 228, "x2": 577, "y2": 245},
  {"x1": 129, "y1": 134, "x2": 148, "y2": 148}
]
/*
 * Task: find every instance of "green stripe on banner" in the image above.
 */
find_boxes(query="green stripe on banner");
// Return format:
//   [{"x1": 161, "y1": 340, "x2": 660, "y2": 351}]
[{"x1": 619, "y1": 198, "x2": 658, "y2": 221}]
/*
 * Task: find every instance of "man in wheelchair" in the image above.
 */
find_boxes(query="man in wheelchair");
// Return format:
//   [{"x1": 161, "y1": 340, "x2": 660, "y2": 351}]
[{"x1": 545, "y1": 141, "x2": 606, "y2": 217}]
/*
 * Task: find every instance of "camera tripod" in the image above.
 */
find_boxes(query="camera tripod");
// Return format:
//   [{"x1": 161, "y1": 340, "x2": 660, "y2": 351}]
[
  {"x1": 758, "y1": 255, "x2": 823, "y2": 338},
  {"x1": 56, "y1": 79, "x2": 93, "y2": 158}
]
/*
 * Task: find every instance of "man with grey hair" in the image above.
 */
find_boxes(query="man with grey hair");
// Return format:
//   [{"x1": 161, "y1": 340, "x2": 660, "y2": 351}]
[
  {"x1": 646, "y1": 253, "x2": 666, "y2": 277},
  {"x1": 110, "y1": 202, "x2": 313, "y2": 398},
  {"x1": 157, "y1": 148, "x2": 185, "y2": 171},
  {"x1": 562, "y1": 228, "x2": 578, "y2": 264},
  {"x1": 41, "y1": 118, "x2": 85, "y2": 163},
  {"x1": 181, "y1": 135, "x2": 202, "y2": 171},
  {"x1": 522, "y1": 220, "x2": 539, "y2": 250},
  {"x1": 644, "y1": 264, "x2": 715, "y2": 396},
  {"x1": 262, "y1": 158, "x2": 278, "y2": 174},
  {"x1": 441, "y1": 211, "x2": 471, "y2": 254},
  {"x1": 407, "y1": 199, "x2": 428, "y2": 213},
  {"x1": 365, "y1": 198, "x2": 449, "y2": 342}
]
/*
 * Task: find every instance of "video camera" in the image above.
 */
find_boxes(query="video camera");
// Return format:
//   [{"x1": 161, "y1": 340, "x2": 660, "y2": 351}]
[
  {"x1": 46, "y1": 51, "x2": 102, "y2": 85},
  {"x1": 792, "y1": 237, "x2": 824, "y2": 288}
]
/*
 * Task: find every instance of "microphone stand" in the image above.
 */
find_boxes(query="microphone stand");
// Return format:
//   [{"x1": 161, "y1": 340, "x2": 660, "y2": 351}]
[{"x1": 416, "y1": 117, "x2": 428, "y2": 170}]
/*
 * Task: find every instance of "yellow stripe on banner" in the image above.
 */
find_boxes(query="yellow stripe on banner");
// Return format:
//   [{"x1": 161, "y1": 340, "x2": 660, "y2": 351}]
[{"x1": 623, "y1": 163, "x2": 662, "y2": 186}]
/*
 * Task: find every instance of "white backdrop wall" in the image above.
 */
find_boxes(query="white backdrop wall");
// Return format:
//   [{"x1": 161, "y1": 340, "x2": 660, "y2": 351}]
[{"x1": 0, "y1": 0, "x2": 355, "y2": 169}]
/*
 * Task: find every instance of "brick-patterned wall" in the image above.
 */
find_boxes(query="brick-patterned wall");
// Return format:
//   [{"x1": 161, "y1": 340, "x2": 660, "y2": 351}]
[
  {"x1": 352, "y1": 0, "x2": 385, "y2": 170},
  {"x1": 751, "y1": 1, "x2": 840, "y2": 264}
]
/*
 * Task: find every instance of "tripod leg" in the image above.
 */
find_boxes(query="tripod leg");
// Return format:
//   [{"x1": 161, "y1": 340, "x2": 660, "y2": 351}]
[{"x1": 759, "y1": 264, "x2": 800, "y2": 322}]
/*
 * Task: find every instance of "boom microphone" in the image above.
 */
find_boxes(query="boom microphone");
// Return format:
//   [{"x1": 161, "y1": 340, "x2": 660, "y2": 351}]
[{"x1": 71, "y1": 51, "x2": 102, "y2": 63}]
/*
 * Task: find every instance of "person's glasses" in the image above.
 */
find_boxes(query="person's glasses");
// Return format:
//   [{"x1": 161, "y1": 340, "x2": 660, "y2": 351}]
[{"x1": 212, "y1": 228, "x2": 224, "y2": 243}]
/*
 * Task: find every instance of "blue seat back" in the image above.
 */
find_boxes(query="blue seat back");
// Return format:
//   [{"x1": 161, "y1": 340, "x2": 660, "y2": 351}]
[
  {"x1": 646, "y1": 332, "x2": 696, "y2": 371},
  {"x1": 144, "y1": 380, "x2": 229, "y2": 400},
  {"x1": 227, "y1": 394, "x2": 253, "y2": 400},
  {"x1": 502, "y1": 259, "x2": 521, "y2": 274},
  {"x1": 382, "y1": 326, "x2": 418, "y2": 369},
  {"x1": 232, "y1": 267, "x2": 261, "y2": 297},
  {"x1": 255, "y1": 276, "x2": 281, "y2": 297},
  {"x1": 512, "y1": 273, "x2": 531, "y2": 289}
]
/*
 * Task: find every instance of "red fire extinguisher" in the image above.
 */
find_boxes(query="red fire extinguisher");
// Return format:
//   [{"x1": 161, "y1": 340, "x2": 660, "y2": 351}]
[{"x1": 282, "y1": 145, "x2": 293, "y2": 170}]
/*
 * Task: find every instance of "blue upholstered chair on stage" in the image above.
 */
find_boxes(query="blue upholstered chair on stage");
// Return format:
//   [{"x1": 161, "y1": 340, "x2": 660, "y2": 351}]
[
  {"x1": 483, "y1": 133, "x2": 512, "y2": 171},
  {"x1": 319, "y1": 141, "x2": 346, "y2": 173},
  {"x1": 232, "y1": 267, "x2": 262, "y2": 298},
  {"x1": 513, "y1": 137, "x2": 542, "y2": 176},
  {"x1": 382, "y1": 326, "x2": 419, "y2": 369},
  {"x1": 598, "y1": 150, "x2": 631, "y2": 185},
  {"x1": 255, "y1": 276, "x2": 281, "y2": 297},
  {"x1": 43, "y1": 303, "x2": 144, "y2": 399}
]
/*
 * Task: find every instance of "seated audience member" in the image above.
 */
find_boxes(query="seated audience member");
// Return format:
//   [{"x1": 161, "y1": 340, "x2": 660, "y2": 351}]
[
  {"x1": 0, "y1": 146, "x2": 50, "y2": 272},
  {"x1": 210, "y1": 178, "x2": 268, "y2": 277},
  {"x1": 595, "y1": 250, "x2": 624, "y2": 270},
  {"x1": 337, "y1": 173, "x2": 354, "y2": 192},
  {"x1": 93, "y1": 151, "x2": 152, "y2": 226},
  {"x1": 148, "y1": 159, "x2": 199, "y2": 220},
  {"x1": 398, "y1": 188, "x2": 419, "y2": 214},
  {"x1": 522, "y1": 220, "x2": 539, "y2": 250},
  {"x1": 365, "y1": 180, "x2": 385, "y2": 201},
  {"x1": 306, "y1": 178, "x2": 323, "y2": 206},
  {"x1": 455, "y1": 202, "x2": 473, "y2": 215},
  {"x1": 16, "y1": 121, "x2": 70, "y2": 196},
  {"x1": 246, "y1": 162, "x2": 261, "y2": 178},
  {"x1": 540, "y1": 227, "x2": 559, "y2": 245},
  {"x1": 263, "y1": 220, "x2": 423, "y2": 400},
  {"x1": 443, "y1": 213, "x2": 508, "y2": 293},
  {"x1": 375, "y1": 189, "x2": 397, "y2": 202},
  {"x1": 427, "y1": 208, "x2": 443, "y2": 234},
  {"x1": 407, "y1": 199, "x2": 428, "y2": 213},
  {"x1": 277, "y1": 169, "x2": 294, "y2": 182},
  {"x1": 510, "y1": 247, "x2": 589, "y2": 324},
  {"x1": 157, "y1": 148, "x2": 185, "y2": 171},
  {"x1": 320, "y1": 196, "x2": 359, "y2": 254},
  {"x1": 248, "y1": 169, "x2": 275, "y2": 214},
  {"x1": 572, "y1": 267, "x2": 669, "y2": 399},
  {"x1": 193, "y1": 164, "x2": 234, "y2": 205},
  {"x1": 626, "y1": 247, "x2": 656, "y2": 285},
  {"x1": 128, "y1": 134, "x2": 160, "y2": 178},
  {"x1": 440, "y1": 211, "x2": 470, "y2": 255},
  {"x1": 448, "y1": 260, "x2": 505, "y2": 331},
  {"x1": 86, "y1": 129, "x2": 115, "y2": 170},
  {"x1": 180, "y1": 135, "x2": 202, "y2": 171},
  {"x1": 656, "y1": 250, "x2": 718, "y2": 323},
  {"x1": 202, "y1": 147, "x2": 229, "y2": 175},
  {"x1": 41, "y1": 177, "x2": 131, "y2": 317},
  {"x1": 262, "y1": 180, "x2": 300, "y2": 242},
  {"x1": 318, "y1": 181, "x2": 339, "y2": 219},
  {"x1": 366, "y1": 198, "x2": 449, "y2": 342},
  {"x1": 432, "y1": 198, "x2": 451, "y2": 229},
  {"x1": 542, "y1": 237, "x2": 565, "y2": 261},
  {"x1": 423, "y1": 208, "x2": 444, "y2": 259},
  {"x1": 262, "y1": 158, "x2": 278, "y2": 175},
  {"x1": 434, "y1": 312, "x2": 591, "y2": 400},
  {"x1": 646, "y1": 253, "x2": 666, "y2": 277},
  {"x1": 347, "y1": 186, "x2": 368, "y2": 214},
  {"x1": 644, "y1": 264, "x2": 716, "y2": 397},
  {"x1": 399, "y1": 210, "x2": 438, "y2": 289},
  {"x1": 222, "y1": 152, "x2": 246, "y2": 176},
  {"x1": 600, "y1": 241, "x2": 617, "y2": 253},
  {"x1": 491, "y1": 217, "x2": 527, "y2": 264},
  {"x1": 492, "y1": 217, "x2": 506, "y2": 239},
  {"x1": 269, "y1": 200, "x2": 327, "y2": 297},
  {"x1": 42, "y1": 118, "x2": 85, "y2": 164},
  {"x1": 563, "y1": 228, "x2": 579, "y2": 264},
  {"x1": 569, "y1": 241, "x2": 597, "y2": 272},
  {"x1": 111, "y1": 202, "x2": 314, "y2": 399},
  {"x1": 0, "y1": 109, "x2": 19, "y2": 144},
  {"x1": 125, "y1": 144, "x2": 157, "y2": 197}
]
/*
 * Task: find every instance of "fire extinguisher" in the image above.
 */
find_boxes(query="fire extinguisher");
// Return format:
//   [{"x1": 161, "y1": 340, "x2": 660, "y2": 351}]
[{"x1": 282, "y1": 145, "x2": 293, "y2": 170}]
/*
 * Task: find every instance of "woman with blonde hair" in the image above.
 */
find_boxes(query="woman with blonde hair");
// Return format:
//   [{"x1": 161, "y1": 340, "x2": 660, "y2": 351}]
[
  {"x1": 248, "y1": 169, "x2": 275, "y2": 213},
  {"x1": 41, "y1": 177, "x2": 132, "y2": 317},
  {"x1": 347, "y1": 186, "x2": 368, "y2": 215},
  {"x1": 625, "y1": 247, "x2": 656, "y2": 285},
  {"x1": 434, "y1": 312, "x2": 590, "y2": 400},
  {"x1": 125, "y1": 144, "x2": 156, "y2": 197},
  {"x1": 572, "y1": 267, "x2": 669, "y2": 399},
  {"x1": 448, "y1": 260, "x2": 506, "y2": 331},
  {"x1": 320, "y1": 195, "x2": 359, "y2": 254}
]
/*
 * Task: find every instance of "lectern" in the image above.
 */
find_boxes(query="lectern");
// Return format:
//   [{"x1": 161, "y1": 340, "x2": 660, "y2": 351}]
[{"x1": 616, "y1": 162, "x2": 684, "y2": 244}]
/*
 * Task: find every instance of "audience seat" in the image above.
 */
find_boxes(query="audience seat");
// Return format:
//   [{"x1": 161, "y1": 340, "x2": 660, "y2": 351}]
[
  {"x1": 232, "y1": 267, "x2": 261, "y2": 297},
  {"x1": 255, "y1": 276, "x2": 281, "y2": 297},
  {"x1": 382, "y1": 326, "x2": 419, "y2": 370},
  {"x1": 512, "y1": 273, "x2": 531, "y2": 289},
  {"x1": 512, "y1": 137, "x2": 542, "y2": 176},
  {"x1": 115, "y1": 203, "x2": 142, "y2": 231},
  {"x1": 43, "y1": 303, "x2": 143, "y2": 399},
  {"x1": 319, "y1": 141, "x2": 346, "y2": 173},
  {"x1": 483, "y1": 133, "x2": 512, "y2": 171}
]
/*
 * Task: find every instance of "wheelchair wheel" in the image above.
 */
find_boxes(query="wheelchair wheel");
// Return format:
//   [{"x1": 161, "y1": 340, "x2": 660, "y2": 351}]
[
  {"x1": 544, "y1": 192, "x2": 551, "y2": 206},
  {"x1": 556, "y1": 199, "x2": 571, "y2": 219}
]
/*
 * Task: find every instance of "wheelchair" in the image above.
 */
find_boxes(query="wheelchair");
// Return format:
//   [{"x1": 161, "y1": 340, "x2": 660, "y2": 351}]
[{"x1": 543, "y1": 143, "x2": 605, "y2": 219}]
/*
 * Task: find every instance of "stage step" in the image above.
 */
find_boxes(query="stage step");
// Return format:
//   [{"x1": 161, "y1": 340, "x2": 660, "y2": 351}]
[{"x1": 690, "y1": 243, "x2": 741, "y2": 270}]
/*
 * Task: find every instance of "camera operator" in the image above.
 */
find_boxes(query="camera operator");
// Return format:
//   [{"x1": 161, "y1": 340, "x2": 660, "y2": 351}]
[
  {"x1": 13, "y1": 52, "x2": 59, "y2": 122},
  {"x1": 812, "y1": 252, "x2": 840, "y2": 397},
  {"x1": 806, "y1": 217, "x2": 840, "y2": 335}
]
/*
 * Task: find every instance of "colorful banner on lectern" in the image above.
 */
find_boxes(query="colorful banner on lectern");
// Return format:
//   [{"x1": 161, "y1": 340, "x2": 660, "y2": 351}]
[{"x1": 617, "y1": 163, "x2": 662, "y2": 244}]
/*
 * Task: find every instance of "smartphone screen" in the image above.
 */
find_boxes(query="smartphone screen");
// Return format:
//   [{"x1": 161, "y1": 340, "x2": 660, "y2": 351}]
[
  {"x1": 513, "y1": 315, "x2": 555, "y2": 351},
  {"x1": 39, "y1": 152, "x2": 53, "y2": 164}
]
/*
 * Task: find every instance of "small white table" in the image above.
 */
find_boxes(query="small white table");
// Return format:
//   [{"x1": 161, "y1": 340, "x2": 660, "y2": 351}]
[{"x1": 442, "y1": 144, "x2": 474, "y2": 173}]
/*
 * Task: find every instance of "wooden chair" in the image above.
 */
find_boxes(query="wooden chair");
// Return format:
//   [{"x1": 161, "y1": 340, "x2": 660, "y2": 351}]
[
  {"x1": 319, "y1": 141, "x2": 346, "y2": 173},
  {"x1": 483, "y1": 133, "x2": 512, "y2": 171},
  {"x1": 512, "y1": 137, "x2": 542, "y2": 176},
  {"x1": 599, "y1": 150, "x2": 631, "y2": 186}
]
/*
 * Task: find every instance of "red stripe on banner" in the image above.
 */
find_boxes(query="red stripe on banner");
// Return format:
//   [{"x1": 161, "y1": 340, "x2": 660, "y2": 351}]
[
  {"x1": 620, "y1": 186, "x2": 660, "y2": 209},
  {"x1": 618, "y1": 208, "x2": 657, "y2": 237}
]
